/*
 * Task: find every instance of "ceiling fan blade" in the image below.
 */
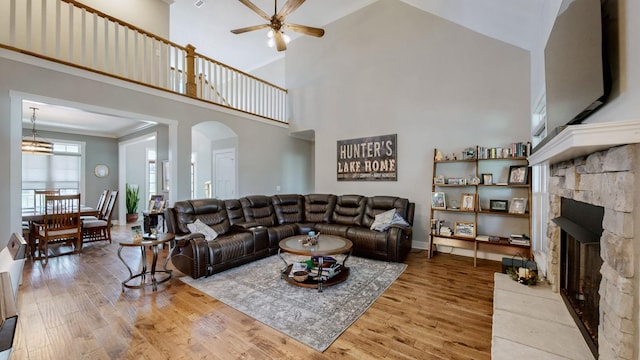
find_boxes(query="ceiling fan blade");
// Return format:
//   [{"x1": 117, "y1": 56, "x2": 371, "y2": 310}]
[
  {"x1": 230, "y1": 24, "x2": 270, "y2": 34},
  {"x1": 283, "y1": 23, "x2": 324, "y2": 37},
  {"x1": 274, "y1": 30, "x2": 287, "y2": 52},
  {"x1": 238, "y1": 0, "x2": 271, "y2": 22},
  {"x1": 277, "y1": 0, "x2": 305, "y2": 20}
]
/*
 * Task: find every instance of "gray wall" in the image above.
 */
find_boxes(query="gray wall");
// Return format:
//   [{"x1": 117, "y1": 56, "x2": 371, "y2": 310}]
[
  {"x1": 286, "y1": 0, "x2": 531, "y2": 248},
  {"x1": 21, "y1": 129, "x2": 119, "y2": 218},
  {"x1": 0, "y1": 52, "x2": 313, "y2": 248}
]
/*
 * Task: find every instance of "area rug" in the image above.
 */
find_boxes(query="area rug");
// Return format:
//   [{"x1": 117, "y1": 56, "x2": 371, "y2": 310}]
[{"x1": 180, "y1": 253, "x2": 407, "y2": 352}]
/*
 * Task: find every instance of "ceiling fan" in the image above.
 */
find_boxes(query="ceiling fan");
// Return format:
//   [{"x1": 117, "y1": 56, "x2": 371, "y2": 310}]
[{"x1": 231, "y1": 0, "x2": 325, "y2": 52}]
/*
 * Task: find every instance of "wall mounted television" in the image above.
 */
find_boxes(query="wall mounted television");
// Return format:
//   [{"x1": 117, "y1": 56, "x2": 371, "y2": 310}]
[{"x1": 535, "y1": 0, "x2": 616, "y2": 151}]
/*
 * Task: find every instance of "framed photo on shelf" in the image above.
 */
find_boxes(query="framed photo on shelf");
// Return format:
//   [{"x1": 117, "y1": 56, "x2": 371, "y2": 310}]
[
  {"x1": 509, "y1": 197, "x2": 528, "y2": 214},
  {"x1": 460, "y1": 193, "x2": 475, "y2": 211},
  {"x1": 434, "y1": 175, "x2": 445, "y2": 185},
  {"x1": 149, "y1": 195, "x2": 165, "y2": 214},
  {"x1": 508, "y1": 165, "x2": 529, "y2": 185},
  {"x1": 431, "y1": 192, "x2": 446, "y2": 210},
  {"x1": 489, "y1": 199, "x2": 508, "y2": 212},
  {"x1": 454, "y1": 221, "x2": 476, "y2": 238},
  {"x1": 482, "y1": 173, "x2": 493, "y2": 185}
]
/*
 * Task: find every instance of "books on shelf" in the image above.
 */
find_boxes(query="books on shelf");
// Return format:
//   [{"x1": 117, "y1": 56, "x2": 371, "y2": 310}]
[
  {"x1": 476, "y1": 142, "x2": 531, "y2": 159},
  {"x1": 509, "y1": 234, "x2": 530, "y2": 245},
  {"x1": 476, "y1": 235, "x2": 504, "y2": 242}
]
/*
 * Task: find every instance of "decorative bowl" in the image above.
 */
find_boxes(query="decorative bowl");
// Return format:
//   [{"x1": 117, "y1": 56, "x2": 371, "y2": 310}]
[{"x1": 292, "y1": 270, "x2": 309, "y2": 282}]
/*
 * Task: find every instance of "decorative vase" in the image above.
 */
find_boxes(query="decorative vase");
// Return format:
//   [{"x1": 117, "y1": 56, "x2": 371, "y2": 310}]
[{"x1": 126, "y1": 213, "x2": 139, "y2": 223}]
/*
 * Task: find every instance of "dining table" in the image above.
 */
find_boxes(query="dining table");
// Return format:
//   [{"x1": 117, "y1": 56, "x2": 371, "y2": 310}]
[{"x1": 22, "y1": 205, "x2": 98, "y2": 258}]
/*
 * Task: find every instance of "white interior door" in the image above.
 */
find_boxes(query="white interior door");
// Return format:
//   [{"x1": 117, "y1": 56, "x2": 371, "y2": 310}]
[{"x1": 213, "y1": 149, "x2": 236, "y2": 200}]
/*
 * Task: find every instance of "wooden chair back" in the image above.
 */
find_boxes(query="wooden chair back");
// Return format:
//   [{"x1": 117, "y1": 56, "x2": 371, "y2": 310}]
[
  {"x1": 38, "y1": 194, "x2": 82, "y2": 260},
  {"x1": 43, "y1": 194, "x2": 81, "y2": 235},
  {"x1": 102, "y1": 190, "x2": 118, "y2": 221},
  {"x1": 34, "y1": 189, "x2": 60, "y2": 212},
  {"x1": 95, "y1": 189, "x2": 110, "y2": 218}
]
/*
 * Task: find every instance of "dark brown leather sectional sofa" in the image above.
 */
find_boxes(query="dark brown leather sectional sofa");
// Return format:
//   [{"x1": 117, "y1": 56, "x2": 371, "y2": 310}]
[{"x1": 164, "y1": 194, "x2": 414, "y2": 279}]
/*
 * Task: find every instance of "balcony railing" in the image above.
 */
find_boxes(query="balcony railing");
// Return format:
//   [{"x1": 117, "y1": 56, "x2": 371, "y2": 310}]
[{"x1": 0, "y1": 0, "x2": 288, "y2": 123}]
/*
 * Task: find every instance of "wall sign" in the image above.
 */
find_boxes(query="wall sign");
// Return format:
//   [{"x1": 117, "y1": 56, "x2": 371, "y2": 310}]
[{"x1": 337, "y1": 134, "x2": 397, "y2": 181}]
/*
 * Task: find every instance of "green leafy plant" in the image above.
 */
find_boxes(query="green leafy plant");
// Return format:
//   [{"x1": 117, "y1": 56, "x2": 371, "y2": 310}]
[{"x1": 125, "y1": 183, "x2": 140, "y2": 214}]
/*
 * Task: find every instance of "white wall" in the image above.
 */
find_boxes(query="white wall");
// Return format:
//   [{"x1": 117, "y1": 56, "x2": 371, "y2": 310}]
[
  {"x1": 287, "y1": 0, "x2": 531, "y2": 250},
  {"x1": 78, "y1": 0, "x2": 170, "y2": 37}
]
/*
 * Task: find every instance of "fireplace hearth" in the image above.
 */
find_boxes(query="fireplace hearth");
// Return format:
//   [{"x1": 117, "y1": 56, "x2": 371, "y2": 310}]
[{"x1": 553, "y1": 197, "x2": 604, "y2": 358}]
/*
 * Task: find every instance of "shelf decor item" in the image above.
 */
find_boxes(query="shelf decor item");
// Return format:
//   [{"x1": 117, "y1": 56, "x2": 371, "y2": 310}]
[
  {"x1": 454, "y1": 221, "x2": 476, "y2": 238},
  {"x1": 508, "y1": 165, "x2": 529, "y2": 185},
  {"x1": 460, "y1": 193, "x2": 475, "y2": 211},
  {"x1": 431, "y1": 192, "x2": 446, "y2": 210},
  {"x1": 490, "y1": 199, "x2": 508, "y2": 212},
  {"x1": 509, "y1": 198, "x2": 528, "y2": 214},
  {"x1": 482, "y1": 173, "x2": 493, "y2": 185}
]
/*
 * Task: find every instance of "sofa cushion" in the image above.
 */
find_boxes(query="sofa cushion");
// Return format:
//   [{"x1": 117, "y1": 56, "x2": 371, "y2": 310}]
[
  {"x1": 224, "y1": 199, "x2": 246, "y2": 226},
  {"x1": 272, "y1": 194, "x2": 304, "y2": 224},
  {"x1": 240, "y1": 195, "x2": 278, "y2": 227},
  {"x1": 346, "y1": 227, "x2": 390, "y2": 260},
  {"x1": 304, "y1": 194, "x2": 337, "y2": 223},
  {"x1": 314, "y1": 223, "x2": 350, "y2": 238},
  {"x1": 332, "y1": 195, "x2": 366, "y2": 226},
  {"x1": 173, "y1": 199, "x2": 231, "y2": 235},
  {"x1": 208, "y1": 232, "x2": 255, "y2": 265}
]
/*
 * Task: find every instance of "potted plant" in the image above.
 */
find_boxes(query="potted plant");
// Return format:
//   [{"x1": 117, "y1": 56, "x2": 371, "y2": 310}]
[{"x1": 125, "y1": 183, "x2": 140, "y2": 223}]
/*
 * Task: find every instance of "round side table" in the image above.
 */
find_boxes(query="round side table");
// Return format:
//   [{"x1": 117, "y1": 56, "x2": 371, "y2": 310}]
[{"x1": 118, "y1": 233, "x2": 175, "y2": 292}]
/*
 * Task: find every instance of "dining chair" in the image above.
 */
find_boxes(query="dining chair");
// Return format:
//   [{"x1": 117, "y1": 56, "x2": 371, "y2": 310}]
[
  {"x1": 34, "y1": 189, "x2": 60, "y2": 212},
  {"x1": 80, "y1": 189, "x2": 110, "y2": 222},
  {"x1": 82, "y1": 190, "x2": 118, "y2": 245},
  {"x1": 34, "y1": 194, "x2": 82, "y2": 261}
]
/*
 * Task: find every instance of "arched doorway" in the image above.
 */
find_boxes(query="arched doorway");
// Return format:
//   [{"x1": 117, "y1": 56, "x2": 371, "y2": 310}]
[{"x1": 191, "y1": 122, "x2": 238, "y2": 200}]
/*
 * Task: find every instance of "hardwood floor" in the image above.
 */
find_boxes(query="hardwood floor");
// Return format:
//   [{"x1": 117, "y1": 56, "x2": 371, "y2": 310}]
[{"x1": 13, "y1": 225, "x2": 502, "y2": 359}]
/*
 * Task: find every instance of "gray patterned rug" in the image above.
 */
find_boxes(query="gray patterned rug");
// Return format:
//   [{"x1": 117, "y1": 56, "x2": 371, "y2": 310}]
[{"x1": 180, "y1": 253, "x2": 407, "y2": 352}]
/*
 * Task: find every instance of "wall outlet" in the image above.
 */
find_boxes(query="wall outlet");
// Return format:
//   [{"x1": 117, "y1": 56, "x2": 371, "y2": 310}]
[{"x1": 276, "y1": 185, "x2": 281, "y2": 191}]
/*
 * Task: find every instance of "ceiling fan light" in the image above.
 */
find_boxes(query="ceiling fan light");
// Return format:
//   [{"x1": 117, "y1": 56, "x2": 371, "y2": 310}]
[
  {"x1": 267, "y1": 38, "x2": 275, "y2": 48},
  {"x1": 283, "y1": 33, "x2": 291, "y2": 44},
  {"x1": 267, "y1": 29, "x2": 274, "y2": 38}
]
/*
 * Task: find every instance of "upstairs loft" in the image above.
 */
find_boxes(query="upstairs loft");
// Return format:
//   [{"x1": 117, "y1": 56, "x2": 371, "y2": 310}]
[{"x1": 0, "y1": 0, "x2": 288, "y2": 124}]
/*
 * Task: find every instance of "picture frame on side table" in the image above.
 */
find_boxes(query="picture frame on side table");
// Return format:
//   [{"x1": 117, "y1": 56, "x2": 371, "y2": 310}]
[
  {"x1": 489, "y1": 199, "x2": 508, "y2": 212},
  {"x1": 460, "y1": 193, "x2": 475, "y2": 211},
  {"x1": 432, "y1": 192, "x2": 446, "y2": 210},
  {"x1": 454, "y1": 221, "x2": 476, "y2": 238},
  {"x1": 508, "y1": 165, "x2": 529, "y2": 185},
  {"x1": 509, "y1": 197, "x2": 528, "y2": 214}
]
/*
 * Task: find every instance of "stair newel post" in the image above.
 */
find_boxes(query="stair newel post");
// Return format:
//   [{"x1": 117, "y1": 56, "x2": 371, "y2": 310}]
[{"x1": 186, "y1": 44, "x2": 197, "y2": 98}]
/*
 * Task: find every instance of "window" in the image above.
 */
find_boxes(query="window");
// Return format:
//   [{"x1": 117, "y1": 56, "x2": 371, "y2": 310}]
[
  {"x1": 148, "y1": 149, "x2": 157, "y2": 202},
  {"x1": 22, "y1": 140, "x2": 84, "y2": 209}
]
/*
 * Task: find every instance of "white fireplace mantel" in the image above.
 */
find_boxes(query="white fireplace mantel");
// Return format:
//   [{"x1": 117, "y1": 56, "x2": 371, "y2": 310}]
[{"x1": 528, "y1": 119, "x2": 640, "y2": 165}]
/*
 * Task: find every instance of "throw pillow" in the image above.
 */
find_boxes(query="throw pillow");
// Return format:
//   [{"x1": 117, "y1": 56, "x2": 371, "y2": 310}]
[
  {"x1": 370, "y1": 208, "x2": 396, "y2": 232},
  {"x1": 391, "y1": 212, "x2": 410, "y2": 227},
  {"x1": 187, "y1": 218, "x2": 219, "y2": 241}
]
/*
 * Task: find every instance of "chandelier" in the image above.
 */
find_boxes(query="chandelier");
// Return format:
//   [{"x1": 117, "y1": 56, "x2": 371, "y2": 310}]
[{"x1": 21, "y1": 107, "x2": 53, "y2": 155}]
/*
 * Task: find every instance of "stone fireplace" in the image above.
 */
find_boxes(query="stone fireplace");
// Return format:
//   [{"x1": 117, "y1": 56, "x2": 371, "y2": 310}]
[{"x1": 529, "y1": 121, "x2": 640, "y2": 360}]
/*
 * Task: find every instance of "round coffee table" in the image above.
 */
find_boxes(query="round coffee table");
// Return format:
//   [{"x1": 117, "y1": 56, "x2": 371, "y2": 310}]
[
  {"x1": 278, "y1": 234, "x2": 353, "y2": 292},
  {"x1": 118, "y1": 233, "x2": 174, "y2": 292}
]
